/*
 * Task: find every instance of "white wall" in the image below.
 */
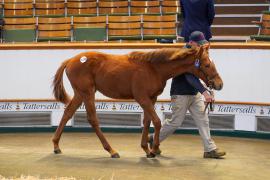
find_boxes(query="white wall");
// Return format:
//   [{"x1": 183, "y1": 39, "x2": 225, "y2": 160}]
[
  {"x1": 211, "y1": 49, "x2": 270, "y2": 103},
  {"x1": 0, "y1": 48, "x2": 270, "y2": 103}
]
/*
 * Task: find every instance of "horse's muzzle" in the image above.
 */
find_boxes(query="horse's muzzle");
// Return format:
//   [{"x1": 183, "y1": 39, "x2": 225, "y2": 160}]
[
  {"x1": 215, "y1": 82, "x2": 223, "y2": 90},
  {"x1": 209, "y1": 79, "x2": 223, "y2": 91}
]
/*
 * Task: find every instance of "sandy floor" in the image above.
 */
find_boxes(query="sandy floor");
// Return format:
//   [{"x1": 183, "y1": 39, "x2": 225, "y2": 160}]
[{"x1": 0, "y1": 133, "x2": 269, "y2": 180}]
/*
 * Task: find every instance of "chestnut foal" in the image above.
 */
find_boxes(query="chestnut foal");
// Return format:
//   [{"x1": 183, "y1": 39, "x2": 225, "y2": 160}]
[{"x1": 52, "y1": 45, "x2": 223, "y2": 158}]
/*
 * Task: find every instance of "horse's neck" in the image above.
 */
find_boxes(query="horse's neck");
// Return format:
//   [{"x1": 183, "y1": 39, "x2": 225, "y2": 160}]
[{"x1": 153, "y1": 58, "x2": 192, "y2": 81}]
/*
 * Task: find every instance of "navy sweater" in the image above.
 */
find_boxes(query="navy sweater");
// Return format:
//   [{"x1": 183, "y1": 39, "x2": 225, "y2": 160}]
[{"x1": 170, "y1": 73, "x2": 206, "y2": 96}]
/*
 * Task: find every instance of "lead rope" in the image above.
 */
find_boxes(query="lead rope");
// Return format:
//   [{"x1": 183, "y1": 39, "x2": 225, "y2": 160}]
[{"x1": 203, "y1": 86, "x2": 214, "y2": 114}]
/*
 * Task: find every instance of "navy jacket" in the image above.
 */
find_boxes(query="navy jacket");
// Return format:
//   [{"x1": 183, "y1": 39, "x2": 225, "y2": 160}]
[{"x1": 180, "y1": 0, "x2": 215, "y2": 41}]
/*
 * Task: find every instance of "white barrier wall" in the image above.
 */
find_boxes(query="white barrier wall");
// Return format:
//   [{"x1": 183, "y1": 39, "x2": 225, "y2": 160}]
[
  {"x1": 0, "y1": 47, "x2": 270, "y2": 132},
  {"x1": 0, "y1": 48, "x2": 270, "y2": 103}
]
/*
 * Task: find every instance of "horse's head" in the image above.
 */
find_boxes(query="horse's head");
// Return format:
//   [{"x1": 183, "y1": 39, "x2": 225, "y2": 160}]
[{"x1": 192, "y1": 44, "x2": 223, "y2": 90}]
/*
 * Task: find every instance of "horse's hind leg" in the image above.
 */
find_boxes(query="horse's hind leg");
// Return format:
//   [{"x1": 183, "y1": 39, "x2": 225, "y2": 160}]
[
  {"x1": 52, "y1": 93, "x2": 82, "y2": 154},
  {"x1": 83, "y1": 93, "x2": 120, "y2": 158}
]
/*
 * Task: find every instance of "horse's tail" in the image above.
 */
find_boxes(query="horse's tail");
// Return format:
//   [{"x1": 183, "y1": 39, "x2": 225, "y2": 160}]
[{"x1": 53, "y1": 59, "x2": 71, "y2": 105}]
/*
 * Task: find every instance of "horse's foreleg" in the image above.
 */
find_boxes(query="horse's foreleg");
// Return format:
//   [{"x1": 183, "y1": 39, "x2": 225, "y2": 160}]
[
  {"x1": 151, "y1": 113, "x2": 162, "y2": 156},
  {"x1": 138, "y1": 98, "x2": 161, "y2": 158},
  {"x1": 84, "y1": 95, "x2": 120, "y2": 158},
  {"x1": 141, "y1": 97, "x2": 157, "y2": 157},
  {"x1": 141, "y1": 112, "x2": 151, "y2": 156},
  {"x1": 52, "y1": 93, "x2": 82, "y2": 154}
]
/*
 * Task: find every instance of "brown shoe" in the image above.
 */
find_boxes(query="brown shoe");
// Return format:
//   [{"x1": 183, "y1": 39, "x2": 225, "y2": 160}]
[
  {"x1": 204, "y1": 149, "x2": 226, "y2": 159},
  {"x1": 148, "y1": 135, "x2": 162, "y2": 155}
]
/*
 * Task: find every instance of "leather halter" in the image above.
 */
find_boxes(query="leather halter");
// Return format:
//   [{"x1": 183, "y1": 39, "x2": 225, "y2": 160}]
[
  {"x1": 194, "y1": 59, "x2": 218, "y2": 88},
  {"x1": 194, "y1": 59, "x2": 216, "y2": 114}
]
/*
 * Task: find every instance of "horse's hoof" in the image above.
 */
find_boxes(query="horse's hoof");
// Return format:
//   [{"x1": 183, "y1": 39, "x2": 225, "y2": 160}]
[
  {"x1": 146, "y1": 152, "x2": 156, "y2": 158},
  {"x1": 111, "y1": 153, "x2": 120, "y2": 158},
  {"x1": 54, "y1": 149, "x2": 62, "y2": 154}
]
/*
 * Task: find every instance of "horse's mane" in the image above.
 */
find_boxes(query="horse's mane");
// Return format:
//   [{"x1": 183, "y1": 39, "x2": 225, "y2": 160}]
[{"x1": 128, "y1": 48, "x2": 190, "y2": 63}]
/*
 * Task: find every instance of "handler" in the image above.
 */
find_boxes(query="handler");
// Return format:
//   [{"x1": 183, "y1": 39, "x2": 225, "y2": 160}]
[{"x1": 149, "y1": 31, "x2": 226, "y2": 159}]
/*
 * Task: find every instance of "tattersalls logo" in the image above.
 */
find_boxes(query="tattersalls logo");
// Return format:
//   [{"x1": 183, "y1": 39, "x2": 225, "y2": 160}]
[
  {"x1": 119, "y1": 103, "x2": 141, "y2": 111},
  {"x1": 22, "y1": 103, "x2": 60, "y2": 110},
  {"x1": 0, "y1": 102, "x2": 12, "y2": 110},
  {"x1": 216, "y1": 105, "x2": 256, "y2": 114},
  {"x1": 79, "y1": 102, "x2": 109, "y2": 110}
]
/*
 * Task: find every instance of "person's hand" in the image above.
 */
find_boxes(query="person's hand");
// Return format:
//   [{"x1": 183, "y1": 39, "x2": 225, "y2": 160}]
[{"x1": 202, "y1": 90, "x2": 214, "y2": 103}]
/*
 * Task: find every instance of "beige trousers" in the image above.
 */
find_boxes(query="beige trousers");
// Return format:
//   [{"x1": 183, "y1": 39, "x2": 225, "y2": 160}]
[{"x1": 159, "y1": 93, "x2": 217, "y2": 152}]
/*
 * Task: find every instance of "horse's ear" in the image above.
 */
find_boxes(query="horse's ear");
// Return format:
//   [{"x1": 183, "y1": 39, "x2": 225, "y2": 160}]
[
  {"x1": 197, "y1": 46, "x2": 204, "y2": 59},
  {"x1": 203, "y1": 43, "x2": 210, "y2": 51},
  {"x1": 170, "y1": 48, "x2": 197, "y2": 61}
]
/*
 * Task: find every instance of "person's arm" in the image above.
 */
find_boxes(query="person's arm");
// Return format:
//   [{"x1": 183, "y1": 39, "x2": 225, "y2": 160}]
[
  {"x1": 207, "y1": 0, "x2": 215, "y2": 25},
  {"x1": 185, "y1": 74, "x2": 214, "y2": 102},
  {"x1": 185, "y1": 73, "x2": 206, "y2": 93}
]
